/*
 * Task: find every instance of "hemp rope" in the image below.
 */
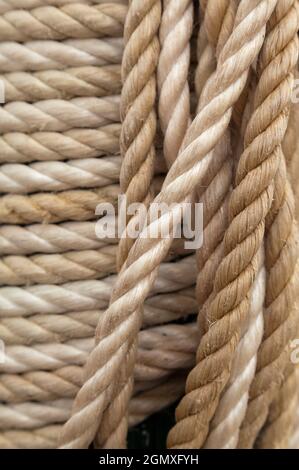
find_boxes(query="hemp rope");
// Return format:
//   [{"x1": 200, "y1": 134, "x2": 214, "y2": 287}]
[
  {"x1": 0, "y1": 184, "x2": 119, "y2": 224},
  {"x1": 0, "y1": 38, "x2": 124, "y2": 72},
  {"x1": 0, "y1": 221, "x2": 118, "y2": 255},
  {"x1": 168, "y1": 0, "x2": 278, "y2": 447},
  {"x1": 0, "y1": 124, "x2": 121, "y2": 163},
  {"x1": 94, "y1": 0, "x2": 194, "y2": 448},
  {"x1": 1, "y1": 65, "x2": 121, "y2": 102},
  {"x1": 0, "y1": 3, "x2": 127, "y2": 41},
  {"x1": 0, "y1": 96, "x2": 120, "y2": 133},
  {"x1": 0, "y1": 156, "x2": 121, "y2": 194},
  {"x1": 192, "y1": 2, "x2": 266, "y2": 448},
  {"x1": 237, "y1": 0, "x2": 299, "y2": 448},
  {"x1": 204, "y1": 259, "x2": 265, "y2": 448},
  {"x1": 0, "y1": 0, "x2": 128, "y2": 15},
  {"x1": 0, "y1": 257, "x2": 196, "y2": 318},
  {"x1": 59, "y1": 0, "x2": 276, "y2": 449},
  {"x1": 157, "y1": 0, "x2": 193, "y2": 167},
  {"x1": 92, "y1": 0, "x2": 162, "y2": 449},
  {"x1": 0, "y1": 290, "x2": 196, "y2": 347},
  {"x1": 0, "y1": 373, "x2": 185, "y2": 449}
]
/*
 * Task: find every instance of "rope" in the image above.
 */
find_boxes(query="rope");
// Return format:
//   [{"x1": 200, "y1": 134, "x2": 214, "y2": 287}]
[
  {"x1": 59, "y1": 0, "x2": 277, "y2": 449},
  {"x1": 0, "y1": 3, "x2": 127, "y2": 41}
]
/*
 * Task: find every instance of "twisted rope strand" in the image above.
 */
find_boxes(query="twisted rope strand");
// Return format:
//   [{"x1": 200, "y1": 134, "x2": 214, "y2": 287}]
[
  {"x1": 94, "y1": 0, "x2": 162, "y2": 448},
  {"x1": 0, "y1": 289, "x2": 196, "y2": 347},
  {"x1": 1, "y1": 65, "x2": 121, "y2": 103},
  {"x1": 237, "y1": 0, "x2": 299, "y2": 447},
  {"x1": 0, "y1": 323, "x2": 198, "y2": 375},
  {"x1": 0, "y1": 256, "x2": 196, "y2": 318},
  {"x1": 0, "y1": 3, "x2": 127, "y2": 42},
  {"x1": 0, "y1": 221, "x2": 118, "y2": 255},
  {"x1": 0, "y1": 38, "x2": 123, "y2": 72},
  {"x1": 0, "y1": 96, "x2": 120, "y2": 134},
  {"x1": 157, "y1": 0, "x2": 193, "y2": 167},
  {"x1": 0, "y1": 156, "x2": 121, "y2": 194},
  {"x1": 59, "y1": 0, "x2": 277, "y2": 449},
  {"x1": 0, "y1": 0, "x2": 128, "y2": 14},
  {"x1": 0, "y1": 124, "x2": 121, "y2": 164},
  {"x1": 0, "y1": 184, "x2": 119, "y2": 224},
  {"x1": 204, "y1": 259, "x2": 265, "y2": 448}
]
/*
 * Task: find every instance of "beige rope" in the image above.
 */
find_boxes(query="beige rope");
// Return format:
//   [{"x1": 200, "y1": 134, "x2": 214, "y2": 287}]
[
  {"x1": 93, "y1": 0, "x2": 161, "y2": 449},
  {"x1": 0, "y1": 256, "x2": 196, "y2": 318},
  {"x1": 0, "y1": 289, "x2": 196, "y2": 347},
  {"x1": 1, "y1": 65, "x2": 121, "y2": 102},
  {"x1": 0, "y1": 323, "x2": 197, "y2": 375},
  {"x1": 59, "y1": 0, "x2": 276, "y2": 449},
  {"x1": 0, "y1": 221, "x2": 117, "y2": 255},
  {"x1": 237, "y1": 0, "x2": 299, "y2": 448},
  {"x1": 0, "y1": 156, "x2": 121, "y2": 194},
  {"x1": 0, "y1": 38, "x2": 123, "y2": 72},
  {"x1": 0, "y1": 124, "x2": 121, "y2": 164},
  {"x1": 204, "y1": 259, "x2": 265, "y2": 448},
  {"x1": 0, "y1": 96, "x2": 120, "y2": 133},
  {"x1": 0, "y1": 0, "x2": 128, "y2": 14},
  {"x1": 0, "y1": 373, "x2": 185, "y2": 449},
  {"x1": 0, "y1": 3, "x2": 127, "y2": 42},
  {"x1": 168, "y1": 0, "x2": 278, "y2": 449},
  {"x1": 0, "y1": 184, "x2": 119, "y2": 224},
  {"x1": 157, "y1": 0, "x2": 193, "y2": 167}
]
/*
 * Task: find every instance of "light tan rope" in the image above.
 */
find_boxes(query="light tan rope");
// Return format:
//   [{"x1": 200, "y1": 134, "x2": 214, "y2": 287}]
[
  {"x1": 157, "y1": 0, "x2": 193, "y2": 167},
  {"x1": 0, "y1": 156, "x2": 121, "y2": 194},
  {"x1": 93, "y1": 0, "x2": 162, "y2": 449},
  {"x1": 0, "y1": 96, "x2": 120, "y2": 133},
  {"x1": 1, "y1": 65, "x2": 121, "y2": 102},
  {"x1": 59, "y1": 0, "x2": 277, "y2": 449},
  {"x1": 0, "y1": 184, "x2": 119, "y2": 224},
  {"x1": 237, "y1": 0, "x2": 299, "y2": 448},
  {"x1": 0, "y1": 124, "x2": 121, "y2": 164},
  {"x1": 0, "y1": 38, "x2": 124, "y2": 72},
  {"x1": 0, "y1": 3, "x2": 127, "y2": 41}
]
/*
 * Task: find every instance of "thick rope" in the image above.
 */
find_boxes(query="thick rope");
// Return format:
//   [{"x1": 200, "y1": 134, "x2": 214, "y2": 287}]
[
  {"x1": 237, "y1": 0, "x2": 299, "y2": 447},
  {"x1": 0, "y1": 96, "x2": 120, "y2": 133},
  {"x1": 0, "y1": 124, "x2": 121, "y2": 164},
  {"x1": 1, "y1": 65, "x2": 121, "y2": 102},
  {"x1": 0, "y1": 38, "x2": 123, "y2": 72},
  {"x1": 157, "y1": 0, "x2": 193, "y2": 167},
  {"x1": 93, "y1": 0, "x2": 161, "y2": 449},
  {"x1": 0, "y1": 156, "x2": 121, "y2": 194},
  {"x1": 204, "y1": 258, "x2": 265, "y2": 448},
  {"x1": 0, "y1": 3, "x2": 127, "y2": 41},
  {"x1": 0, "y1": 258, "x2": 196, "y2": 318},
  {"x1": 168, "y1": 0, "x2": 280, "y2": 448},
  {"x1": 59, "y1": 0, "x2": 277, "y2": 449}
]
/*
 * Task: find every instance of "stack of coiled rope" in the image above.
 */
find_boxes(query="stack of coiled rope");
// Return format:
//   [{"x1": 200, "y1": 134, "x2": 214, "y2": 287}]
[{"x1": 0, "y1": 0, "x2": 298, "y2": 450}]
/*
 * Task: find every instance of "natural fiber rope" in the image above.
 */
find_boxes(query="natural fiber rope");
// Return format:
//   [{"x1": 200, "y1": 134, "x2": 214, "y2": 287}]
[
  {"x1": 157, "y1": 0, "x2": 193, "y2": 167},
  {"x1": 59, "y1": 0, "x2": 276, "y2": 449},
  {"x1": 0, "y1": 3, "x2": 127, "y2": 41},
  {"x1": 204, "y1": 258, "x2": 265, "y2": 448},
  {"x1": 0, "y1": 184, "x2": 119, "y2": 224},
  {"x1": 92, "y1": 0, "x2": 161, "y2": 449},
  {"x1": 0, "y1": 221, "x2": 118, "y2": 255},
  {"x1": 0, "y1": 96, "x2": 120, "y2": 133},
  {"x1": 0, "y1": 256, "x2": 196, "y2": 318},
  {"x1": 0, "y1": 38, "x2": 123, "y2": 72},
  {"x1": 237, "y1": 0, "x2": 299, "y2": 448},
  {"x1": 0, "y1": 156, "x2": 121, "y2": 194},
  {"x1": 167, "y1": 0, "x2": 279, "y2": 449},
  {"x1": 0, "y1": 373, "x2": 185, "y2": 449},
  {"x1": 0, "y1": 124, "x2": 121, "y2": 163},
  {"x1": 0, "y1": 0, "x2": 128, "y2": 14},
  {"x1": 1, "y1": 65, "x2": 121, "y2": 103}
]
